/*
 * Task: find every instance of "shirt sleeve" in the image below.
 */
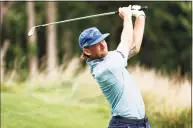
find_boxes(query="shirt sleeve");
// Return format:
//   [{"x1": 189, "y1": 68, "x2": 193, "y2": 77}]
[{"x1": 107, "y1": 50, "x2": 128, "y2": 68}]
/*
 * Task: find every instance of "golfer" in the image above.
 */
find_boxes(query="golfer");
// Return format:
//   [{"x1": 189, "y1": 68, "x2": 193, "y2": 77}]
[{"x1": 78, "y1": 5, "x2": 151, "y2": 128}]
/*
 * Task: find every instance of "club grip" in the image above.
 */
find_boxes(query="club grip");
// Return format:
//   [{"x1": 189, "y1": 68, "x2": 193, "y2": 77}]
[
  {"x1": 115, "y1": 6, "x2": 148, "y2": 14},
  {"x1": 136, "y1": 6, "x2": 148, "y2": 11}
]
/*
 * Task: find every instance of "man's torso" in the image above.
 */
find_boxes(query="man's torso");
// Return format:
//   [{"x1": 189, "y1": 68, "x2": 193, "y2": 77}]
[{"x1": 87, "y1": 51, "x2": 145, "y2": 119}]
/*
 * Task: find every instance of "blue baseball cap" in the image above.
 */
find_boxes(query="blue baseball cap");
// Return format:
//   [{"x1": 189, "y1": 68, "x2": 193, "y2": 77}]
[{"x1": 78, "y1": 27, "x2": 110, "y2": 50}]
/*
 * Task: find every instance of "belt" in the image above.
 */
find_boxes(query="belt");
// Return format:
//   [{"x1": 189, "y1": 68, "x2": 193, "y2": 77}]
[{"x1": 112, "y1": 115, "x2": 148, "y2": 124}]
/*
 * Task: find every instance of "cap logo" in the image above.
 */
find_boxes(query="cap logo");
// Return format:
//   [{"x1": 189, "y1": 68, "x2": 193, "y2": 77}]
[{"x1": 90, "y1": 33, "x2": 94, "y2": 37}]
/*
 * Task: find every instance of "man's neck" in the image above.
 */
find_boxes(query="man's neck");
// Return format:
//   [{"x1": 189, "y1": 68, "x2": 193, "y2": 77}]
[{"x1": 87, "y1": 53, "x2": 108, "y2": 61}]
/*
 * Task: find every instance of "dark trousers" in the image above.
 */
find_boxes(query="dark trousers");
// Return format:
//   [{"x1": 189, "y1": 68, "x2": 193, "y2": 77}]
[{"x1": 108, "y1": 116, "x2": 151, "y2": 128}]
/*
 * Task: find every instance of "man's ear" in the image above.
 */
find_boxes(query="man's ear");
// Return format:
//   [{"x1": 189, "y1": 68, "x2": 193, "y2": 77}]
[
  {"x1": 100, "y1": 41, "x2": 106, "y2": 49},
  {"x1": 83, "y1": 48, "x2": 91, "y2": 56}
]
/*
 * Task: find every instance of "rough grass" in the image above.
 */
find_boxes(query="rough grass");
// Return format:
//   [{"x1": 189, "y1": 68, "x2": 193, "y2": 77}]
[{"x1": 1, "y1": 58, "x2": 191, "y2": 128}]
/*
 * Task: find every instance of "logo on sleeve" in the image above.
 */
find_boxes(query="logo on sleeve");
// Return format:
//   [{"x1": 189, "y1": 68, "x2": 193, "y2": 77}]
[{"x1": 116, "y1": 51, "x2": 125, "y2": 58}]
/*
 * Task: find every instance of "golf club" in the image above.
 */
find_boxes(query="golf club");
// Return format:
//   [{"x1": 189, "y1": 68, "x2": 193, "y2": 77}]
[{"x1": 28, "y1": 6, "x2": 148, "y2": 37}]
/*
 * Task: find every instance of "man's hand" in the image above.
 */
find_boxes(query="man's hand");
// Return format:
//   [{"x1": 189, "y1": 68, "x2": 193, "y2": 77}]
[
  {"x1": 131, "y1": 5, "x2": 146, "y2": 18},
  {"x1": 119, "y1": 5, "x2": 146, "y2": 19},
  {"x1": 118, "y1": 6, "x2": 132, "y2": 20}
]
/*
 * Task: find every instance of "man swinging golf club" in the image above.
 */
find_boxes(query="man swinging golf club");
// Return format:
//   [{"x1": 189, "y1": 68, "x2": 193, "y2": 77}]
[{"x1": 78, "y1": 5, "x2": 151, "y2": 128}]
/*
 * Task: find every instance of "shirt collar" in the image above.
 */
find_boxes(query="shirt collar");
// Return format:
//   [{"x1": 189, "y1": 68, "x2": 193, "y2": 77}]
[{"x1": 86, "y1": 56, "x2": 106, "y2": 67}]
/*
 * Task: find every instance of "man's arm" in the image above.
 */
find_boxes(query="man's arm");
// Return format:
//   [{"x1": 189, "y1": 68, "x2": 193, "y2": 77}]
[
  {"x1": 128, "y1": 5, "x2": 146, "y2": 59},
  {"x1": 128, "y1": 16, "x2": 146, "y2": 59},
  {"x1": 116, "y1": 6, "x2": 133, "y2": 60}
]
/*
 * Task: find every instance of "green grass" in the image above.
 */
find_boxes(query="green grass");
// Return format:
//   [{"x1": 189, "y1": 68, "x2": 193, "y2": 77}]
[
  {"x1": 1, "y1": 92, "x2": 111, "y2": 128},
  {"x1": 1, "y1": 90, "x2": 191, "y2": 128}
]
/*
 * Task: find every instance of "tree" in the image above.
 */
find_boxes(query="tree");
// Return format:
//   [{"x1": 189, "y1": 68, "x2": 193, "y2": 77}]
[
  {"x1": 26, "y1": 2, "x2": 38, "y2": 77},
  {"x1": 0, "y1": 2, "x2": 15, "y2": 25},
  {"x1": 1, "y1": 2, "x2": 14, "y2": 81},
  {"x1": 62, "y1": 28, "x2": 72, "y2": 62},
  {"x1": 0, "y1": 40, "x2": 10, "y2": 81},
  {"x1": 46, "y1": 2, "x2": 58, "y2": 73}
]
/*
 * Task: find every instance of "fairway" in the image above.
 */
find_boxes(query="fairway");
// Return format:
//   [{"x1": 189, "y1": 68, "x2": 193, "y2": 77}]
[{"x1": 1, "y1": 92, "x2": 111, "y2": 128}]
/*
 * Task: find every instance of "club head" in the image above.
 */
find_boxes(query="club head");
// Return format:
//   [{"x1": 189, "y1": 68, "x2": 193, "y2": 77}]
[{"x1": 28, "y1": 27, "x2": 36, "y2": 37}]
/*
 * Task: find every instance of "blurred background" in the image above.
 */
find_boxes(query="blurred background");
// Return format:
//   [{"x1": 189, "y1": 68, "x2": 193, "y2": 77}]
[{"x1": 0, "y1": 1, "x2": 192, "y2": 128}]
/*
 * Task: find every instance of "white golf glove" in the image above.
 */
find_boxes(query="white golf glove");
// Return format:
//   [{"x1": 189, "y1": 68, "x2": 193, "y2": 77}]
[{"x1": 131, "y1": 5, "x2": 146, "y2": 18}]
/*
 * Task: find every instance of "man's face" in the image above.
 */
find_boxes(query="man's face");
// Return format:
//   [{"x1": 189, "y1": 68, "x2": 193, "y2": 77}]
[{"x1": 83, "y1": 40, "x2": 108, "y2": 59}]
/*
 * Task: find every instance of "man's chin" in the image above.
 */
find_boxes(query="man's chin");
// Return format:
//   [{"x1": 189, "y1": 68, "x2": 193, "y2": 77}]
[{"x1": 101, "y1": 52, "x2": 108, "y2": 58}]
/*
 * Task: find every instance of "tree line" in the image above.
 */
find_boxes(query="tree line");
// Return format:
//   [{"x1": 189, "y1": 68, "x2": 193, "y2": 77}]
[{"x1": 0, "y1": 1, "x2": 192, "y2": 81}]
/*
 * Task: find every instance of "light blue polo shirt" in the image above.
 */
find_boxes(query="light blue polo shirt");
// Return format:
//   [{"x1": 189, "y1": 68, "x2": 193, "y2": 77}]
[{"x1": 86, "y1": 50, "x2": 145, "y2": 119}]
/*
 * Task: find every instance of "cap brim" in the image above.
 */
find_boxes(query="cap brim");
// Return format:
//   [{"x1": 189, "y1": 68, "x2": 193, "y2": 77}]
[{"x1": 85, "y1": 33, "x2": 110, "y2": 47}]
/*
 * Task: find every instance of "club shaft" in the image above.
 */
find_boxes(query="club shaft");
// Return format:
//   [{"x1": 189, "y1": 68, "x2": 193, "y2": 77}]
[
  {"x1": 36, "y1": 11, "x2": 117, "y2": 28},
  {"x1": 34, "y1": 6, "x2": 148, "y2": 28}
]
